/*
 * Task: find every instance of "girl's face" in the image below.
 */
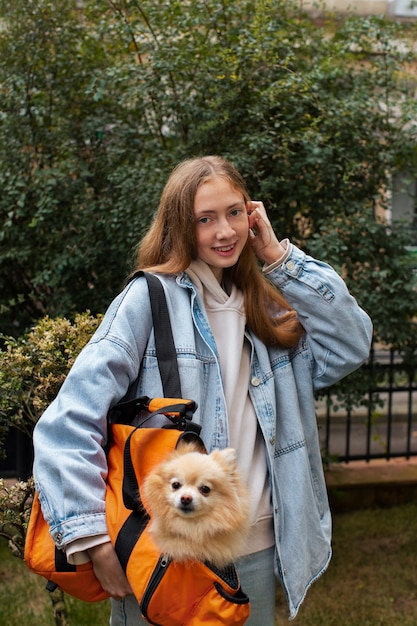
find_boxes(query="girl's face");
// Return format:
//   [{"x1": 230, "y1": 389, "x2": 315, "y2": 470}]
[{"x1": 194, "y1": 177, "x2": 249, "y2": 282}]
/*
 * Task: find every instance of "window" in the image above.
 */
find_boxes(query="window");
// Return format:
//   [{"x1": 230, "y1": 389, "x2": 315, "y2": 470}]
[
  {"x1": 389, "y1": 0, "x2": 417, "y2": 17},
  {"x1": 391, "y1": 172, "x2": 417, "y2": 245}
]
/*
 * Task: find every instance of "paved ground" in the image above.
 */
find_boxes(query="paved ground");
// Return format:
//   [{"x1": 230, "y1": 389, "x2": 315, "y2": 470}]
[{"x1": 325, "y1": 456, "x2": 417, "y2": 512}]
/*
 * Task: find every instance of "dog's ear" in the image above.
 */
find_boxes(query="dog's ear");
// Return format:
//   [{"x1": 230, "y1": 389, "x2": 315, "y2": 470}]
[
  {"x1": 176, "y1": 435, "x2": 207, "y2": 455},
  {"x1": 212, "y1": 447, "x2": 238, "y2": 470}
]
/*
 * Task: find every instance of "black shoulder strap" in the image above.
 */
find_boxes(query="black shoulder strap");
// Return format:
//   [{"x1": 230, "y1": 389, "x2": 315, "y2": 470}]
[{"x1": 139, "y1": 271, "x2": 182, "y2": 399}]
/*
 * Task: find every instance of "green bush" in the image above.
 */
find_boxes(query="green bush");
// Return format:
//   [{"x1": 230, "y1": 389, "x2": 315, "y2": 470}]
[{"x1": 0, "y1": 312, "x2": 102, "y2": 455}]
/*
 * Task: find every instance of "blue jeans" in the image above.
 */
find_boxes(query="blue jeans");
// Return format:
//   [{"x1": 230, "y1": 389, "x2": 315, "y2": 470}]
[{"x1": 110, "y1": 546, "x2": 276, "y2": 626}]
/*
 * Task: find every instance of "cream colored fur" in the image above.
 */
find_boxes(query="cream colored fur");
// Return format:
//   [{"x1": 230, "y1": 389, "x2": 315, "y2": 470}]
[{"x1": 142, "y1": 441, "x2": 250, "y2": 568}]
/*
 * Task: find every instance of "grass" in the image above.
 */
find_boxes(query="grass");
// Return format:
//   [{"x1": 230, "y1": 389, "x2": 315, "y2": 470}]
[
  {"x1": 1, "y1": 503, "x2": 417, "y2": 625},
  {"x1": 274, "y1": 502, "x2": 417, "y2": 625},
  {"x1": 0, "y1": 541, "x2": 110, "y2": 626}
]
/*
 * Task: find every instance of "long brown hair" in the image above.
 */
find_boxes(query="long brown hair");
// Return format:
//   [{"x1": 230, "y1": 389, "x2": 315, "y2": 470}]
[{"x1": 135, "y1": 156, "x2": 303, "y2": 348}]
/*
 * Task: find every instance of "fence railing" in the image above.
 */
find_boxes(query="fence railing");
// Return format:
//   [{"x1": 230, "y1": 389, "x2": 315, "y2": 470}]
[{"x1": 317, "y1": 347, "x2": 417, "y2": 463}]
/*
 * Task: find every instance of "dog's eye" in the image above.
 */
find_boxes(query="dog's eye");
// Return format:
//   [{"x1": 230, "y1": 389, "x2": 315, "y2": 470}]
[
  {"x1": 171, "y1": 481, "x2": 181, "y2": 490},
  {"x1": 199, "y1": 485, "x2": 211, "y2": 496}
]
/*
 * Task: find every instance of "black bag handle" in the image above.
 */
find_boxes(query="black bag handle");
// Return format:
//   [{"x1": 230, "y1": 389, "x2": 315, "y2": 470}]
[{"x1": 140, "y1": 271, "x2": 182, "y2": 398}]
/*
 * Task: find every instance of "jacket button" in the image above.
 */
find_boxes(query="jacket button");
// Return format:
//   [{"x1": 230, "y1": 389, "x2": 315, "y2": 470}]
[
  {"x1": 251, "y1": 376, "x2": 261, "y2": 387},
  {"x1": 56, "y1": 533, "x2": 63, "y2": 545},
  {"x1": 270, "y1": 436, "x2": 275, "y2": 445},
  {"x1": 285, "y1": 260, "x2": 296, "y2": 271}
]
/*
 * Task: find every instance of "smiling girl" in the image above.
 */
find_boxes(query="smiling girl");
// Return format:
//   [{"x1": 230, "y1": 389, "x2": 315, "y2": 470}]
[{"x1": 33, "y1": 156, "x2": 372, "y2": 625}]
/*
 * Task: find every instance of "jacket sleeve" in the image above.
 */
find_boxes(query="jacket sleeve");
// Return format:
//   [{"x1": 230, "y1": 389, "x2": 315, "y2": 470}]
[
  {"x1": 265, "y1": 243, "x2": 373, "y2": 390},
  {"x1": 32, "y1": 276, "x2": 153, "y2": 549}
]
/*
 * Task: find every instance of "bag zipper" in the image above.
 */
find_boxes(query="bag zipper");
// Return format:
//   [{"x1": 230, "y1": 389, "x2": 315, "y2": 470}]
[{"x1": 140, "y1": 555, "x2": 171, "y2": 625}]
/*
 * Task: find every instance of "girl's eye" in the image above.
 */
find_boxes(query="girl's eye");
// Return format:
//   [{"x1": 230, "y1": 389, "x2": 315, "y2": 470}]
[{"x1": 197, "y1": 216, "x2": 210, "y2": 224}]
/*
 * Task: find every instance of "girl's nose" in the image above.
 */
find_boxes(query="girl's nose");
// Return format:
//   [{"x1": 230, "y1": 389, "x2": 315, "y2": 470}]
[{"x1": 216, "y1": 218, "x2": 235, "y2": 239}]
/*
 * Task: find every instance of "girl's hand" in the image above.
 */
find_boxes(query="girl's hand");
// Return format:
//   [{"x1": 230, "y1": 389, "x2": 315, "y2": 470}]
[
  {"x1": 247, "y1": 201, "x2": 286, "y2": 265},
  {"x1": 88, "y1": 542, "x2": 133, "y2": 600}
]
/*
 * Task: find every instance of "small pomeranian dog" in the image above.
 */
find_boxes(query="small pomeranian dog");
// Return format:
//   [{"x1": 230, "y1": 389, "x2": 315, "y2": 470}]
[{"x1": 142, "y1": 440, "x2": 250, "y2": 568}]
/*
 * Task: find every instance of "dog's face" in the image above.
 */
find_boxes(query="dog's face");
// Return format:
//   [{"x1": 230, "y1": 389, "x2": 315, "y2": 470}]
[
  {"x1": 143, "y1": 447, "x2": 241, "y2": 521},
  {"x1": 165, "y1": 453, "x2": 225, "y2": 517},
  {"x1": 142, "y1": 445, "x2": 250, "y2": 564}
]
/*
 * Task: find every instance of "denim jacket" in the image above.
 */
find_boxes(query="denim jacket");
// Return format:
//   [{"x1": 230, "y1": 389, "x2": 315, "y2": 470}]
[{"x1": 33, "y1": 243, "x2": 372, "y2": 618}]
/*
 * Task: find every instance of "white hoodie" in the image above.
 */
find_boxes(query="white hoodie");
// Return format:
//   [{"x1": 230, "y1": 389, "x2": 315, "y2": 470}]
[{"x1": 186, "y1": 260, "x2": 274, "y2": 555}]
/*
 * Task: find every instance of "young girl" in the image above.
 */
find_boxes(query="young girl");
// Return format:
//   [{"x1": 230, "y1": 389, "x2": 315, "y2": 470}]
[{"x1": 33, "y1": 156, "x2": 373, "y2": 625}]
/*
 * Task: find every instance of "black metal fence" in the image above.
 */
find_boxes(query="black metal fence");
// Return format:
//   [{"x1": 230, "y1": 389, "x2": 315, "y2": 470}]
[{"x1": 318, "y1": 347, "x2": 417, "y2": 463}]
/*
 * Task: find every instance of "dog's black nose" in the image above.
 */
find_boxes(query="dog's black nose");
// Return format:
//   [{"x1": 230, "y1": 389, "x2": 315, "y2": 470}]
[{"x1": 181, "y1": 495, "x2": 193, "y2": 506}]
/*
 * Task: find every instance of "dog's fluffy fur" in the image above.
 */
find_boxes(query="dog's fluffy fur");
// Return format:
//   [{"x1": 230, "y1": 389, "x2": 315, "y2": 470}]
[{"x1": 142, "y1": 441, "x2": 250, "y2": 568}]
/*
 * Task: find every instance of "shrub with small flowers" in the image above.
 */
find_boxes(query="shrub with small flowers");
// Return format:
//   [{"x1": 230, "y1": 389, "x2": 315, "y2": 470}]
[
  {"x1": 0, "y1": 310, "x2": 102, "y2": 545},
  {"x1": 0, "y1": 311, "x2": 102, "y2": 458},
  {"x1": 0, "y1": 477, "x2": 34, "y2": 559}
]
